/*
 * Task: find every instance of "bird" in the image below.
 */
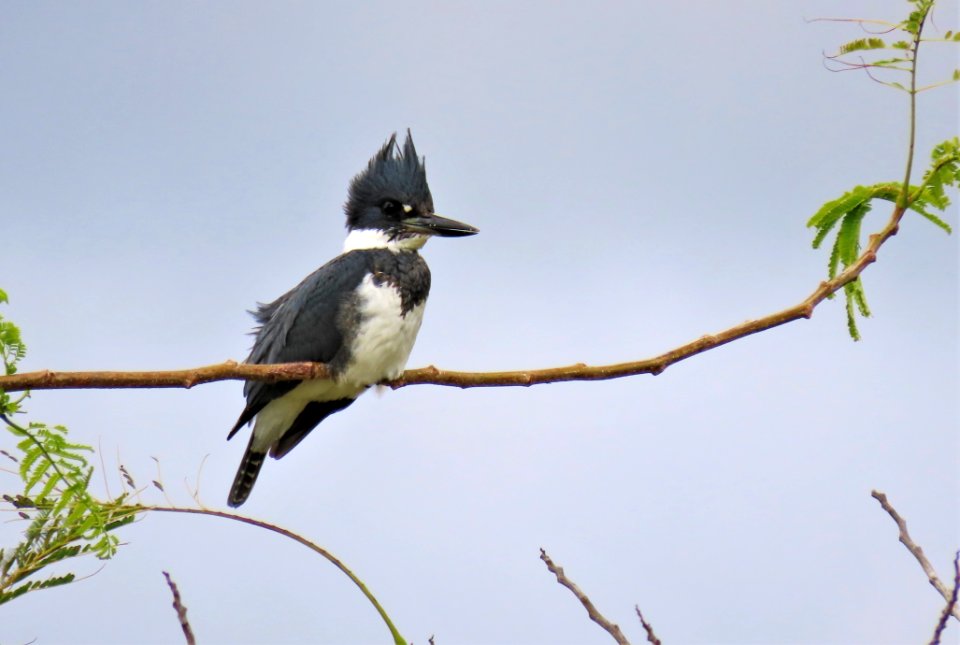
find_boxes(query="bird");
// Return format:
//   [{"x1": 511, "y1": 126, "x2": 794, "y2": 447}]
[{"x1": 226, "y1": 131, "x2": 478, "y2": 507}]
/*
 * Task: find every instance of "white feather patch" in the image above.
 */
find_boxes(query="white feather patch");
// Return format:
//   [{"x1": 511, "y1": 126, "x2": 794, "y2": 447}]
[
  {"x1": 251, "y1": 273, "x2": 426, "y2": 452},
  {"x1": 343, "y1": 228, "x2": 428, "y2": 252}
]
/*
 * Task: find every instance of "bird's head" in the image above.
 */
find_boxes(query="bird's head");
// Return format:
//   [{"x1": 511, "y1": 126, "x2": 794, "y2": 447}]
[{"x1": 343, "y1": 131, "x2": 478, "y2": 252}]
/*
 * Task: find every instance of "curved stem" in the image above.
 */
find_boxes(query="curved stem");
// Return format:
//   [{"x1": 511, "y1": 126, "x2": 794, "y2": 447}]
[
  {"x1": 137, "y1": 505, "x2": 407, "y2": 645},
  {"x1": 898, "y1": 3, "x2": 929, "y2": 207}
]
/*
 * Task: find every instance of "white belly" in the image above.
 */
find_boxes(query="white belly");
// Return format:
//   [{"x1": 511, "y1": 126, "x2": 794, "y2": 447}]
[
  {"x1": 340, "y1": 273, "x2": 426, "y2": 386},
  {"x1": 251, "y1": 274, "x2": 425, "y2": 451}
]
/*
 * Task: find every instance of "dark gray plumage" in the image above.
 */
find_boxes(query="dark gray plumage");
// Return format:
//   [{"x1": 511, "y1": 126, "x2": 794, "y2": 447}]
[{"x1": 226, "y1": 131, "x2": 477, "y2": 507}]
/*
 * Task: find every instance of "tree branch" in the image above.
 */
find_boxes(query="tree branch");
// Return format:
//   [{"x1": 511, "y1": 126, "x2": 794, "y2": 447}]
[
  {"x1": 0, "y1": 204, "x2": 909, "y2": 394},
  {"x1": 871, "y1": 490, "x2": 960, "y2": 622},
  {"x1": 930, "y1": 552, "x2": 960, "y2": 645},
  {"x1": 540, "y1": 548, "x2": 630, "y2": 645},
  {"x1": 634, "y1": 605, "x2": 662, "y2": 645},
  {"x1": 161, "y1": 571, "x2": 196, "y2": 645}
]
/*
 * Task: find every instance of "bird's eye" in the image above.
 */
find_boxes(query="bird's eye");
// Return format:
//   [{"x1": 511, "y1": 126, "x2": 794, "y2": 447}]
[{"x1": 381, "y1": 200, "x2": 400, "y2": 216}]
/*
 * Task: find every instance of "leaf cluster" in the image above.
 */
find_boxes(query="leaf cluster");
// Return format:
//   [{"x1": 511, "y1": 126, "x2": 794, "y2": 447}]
[
  {"x1": 0, "y1": 417, "x2": 138, "y2": 605},
  {"x1": 0, "y1": 290, "x2": 27, "y2": 416},
  {"x1": 0, "y1": 293, "x2": 137, "y2": 605},
  {"x1": 827, "y1": 0, "x2": 959, "y2": 92},
  {"x1": 807, "y1": 139, "x2": 957, "y2": 339}
]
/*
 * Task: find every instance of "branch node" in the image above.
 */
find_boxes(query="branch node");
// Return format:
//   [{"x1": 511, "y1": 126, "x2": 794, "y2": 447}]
[{"x1": 871, "y1": 489, "x2": 960, "y2": 622}]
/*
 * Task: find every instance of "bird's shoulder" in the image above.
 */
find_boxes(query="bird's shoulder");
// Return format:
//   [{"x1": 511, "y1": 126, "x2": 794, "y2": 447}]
[
  {"x1": 246, "y1": 252, "x2": 374, "y2": 361},
  {"x1": 246, "y1": 248, "x2": 432, "y2": 363}
]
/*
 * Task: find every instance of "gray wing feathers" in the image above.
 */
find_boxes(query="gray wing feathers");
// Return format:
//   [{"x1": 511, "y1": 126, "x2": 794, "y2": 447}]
[{"x1": 228, "y1": 252, "x2": 374, "y2": 437}]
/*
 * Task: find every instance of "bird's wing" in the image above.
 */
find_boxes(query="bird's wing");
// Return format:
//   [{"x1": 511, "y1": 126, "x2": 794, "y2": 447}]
[{"x1": 227, "y1": 251, "x2": 374, "y2": 438}]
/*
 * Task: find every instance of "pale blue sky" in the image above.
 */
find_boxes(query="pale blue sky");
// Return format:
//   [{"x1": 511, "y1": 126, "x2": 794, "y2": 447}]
[{"x1": 1, "y1": 1, "x2": 958, "y2": 643}]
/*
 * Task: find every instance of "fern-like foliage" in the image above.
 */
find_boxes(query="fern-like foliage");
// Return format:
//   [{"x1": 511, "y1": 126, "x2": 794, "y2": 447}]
[
  {"x1": 807, "y1": 139, "x2": 957, "y2": 339},
  {"x1": 0, "y1": 290, "x2": 28, "y2": 417},
  {"x1": 809, "y1": 0, "x2": 956, "y2": 340},
  {"x1": 826, "y1": 0, "x2": 958, "y2": 92},
  {"x1": 0, "y1": 293, "x2": 137, "y2": 605}
]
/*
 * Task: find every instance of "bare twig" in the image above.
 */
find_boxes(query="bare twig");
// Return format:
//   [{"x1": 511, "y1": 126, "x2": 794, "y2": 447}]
[
  {"x1": 635, "y1": 605, "x2": 662, "y2": 645},
  {"x1": 871, "y1": 490, "x2": 960, "y2": 622},
  {"x1": 162, "y1": 571, "x2": 196, "y2": 645},
  {"x1": 930, "y1": 552, "x2": 960, "y2": 645},
  {"x1": 539, "y1": 548, "x2": 630, "y2": 645},
  {"x1": 804, "y1": 17, "x2": 899, "y2": 33},
  {"x1": 0, "y1": 201, "x2": 914, "y2": 394}
]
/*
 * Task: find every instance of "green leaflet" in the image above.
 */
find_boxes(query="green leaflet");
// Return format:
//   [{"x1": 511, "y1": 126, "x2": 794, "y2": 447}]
[
  {"x1": 1, "y1": 303, "x2": 136, "y2": 605},
  {"x1": 839, "y1": 38, "x2": 887, "y2": 54},
  {"x1": 808, "y1": 138, "x2": 956, "y2": 340},
  {"x1": 908, "y1": 203, "x2": 952, "y2": 232},
  {"x1": 807, "y1": 186, "x2": 872, "y2": 248},
  {"x1": 836, "y1": 202, "x2": 871, "y2": 269}
]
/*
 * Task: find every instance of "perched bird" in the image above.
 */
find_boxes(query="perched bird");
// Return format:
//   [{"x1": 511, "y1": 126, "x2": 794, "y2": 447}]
[{"x1": 226, "y1": 131, "x2": 478, "y2": 507}]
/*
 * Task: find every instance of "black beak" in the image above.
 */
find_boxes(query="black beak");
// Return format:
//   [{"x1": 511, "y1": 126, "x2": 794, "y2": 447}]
[{"x1": 404, "y1": 213, "x2": 479, "y2": 237}]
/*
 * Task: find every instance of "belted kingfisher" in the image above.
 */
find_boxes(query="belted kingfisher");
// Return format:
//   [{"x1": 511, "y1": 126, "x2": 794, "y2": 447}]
[{"x1": 226, "y1": 131, "x2": 478, "y2": 507}]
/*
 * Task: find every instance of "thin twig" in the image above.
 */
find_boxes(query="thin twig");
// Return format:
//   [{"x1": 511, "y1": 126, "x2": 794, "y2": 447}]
[
  {"x1": 539, "y1": 548, "x2": 630, "y2": 645},
  {"x1": 0, "y1": 199, "x2": 913, "y2": 395},
  {"x1": 804, "y1": 17, "x2": 899, "y2": 32},
  {"x1": 162, "y1": 571, "x2": 196, "y2": 645},
  {"x1": 930, "y1": 552, "x2": 960, "y2": 645},
  {"x1": 635, "y1": 605, "x2": 662, "y2": 645},
  {"x1": 871, "y1": 490, "x2": 960, "y2": 622},
  {"x1": 898, "y1": 1, "x2": 927, "y2": 207}
]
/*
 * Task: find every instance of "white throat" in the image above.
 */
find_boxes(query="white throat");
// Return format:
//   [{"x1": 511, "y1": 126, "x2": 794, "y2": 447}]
[{"x1": 343, "y1": 229, "x2": 429, "y2": 253}]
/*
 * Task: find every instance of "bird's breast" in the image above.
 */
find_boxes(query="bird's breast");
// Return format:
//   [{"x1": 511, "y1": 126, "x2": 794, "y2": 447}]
[{"x1": 340, "y1": 272, "x2": 426, "y2": 386}]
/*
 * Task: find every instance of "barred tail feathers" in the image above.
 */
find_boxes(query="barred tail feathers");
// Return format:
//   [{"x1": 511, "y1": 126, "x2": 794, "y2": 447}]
[{"x1": 228, "y1": 435, "x2": 266, "y2": 507}]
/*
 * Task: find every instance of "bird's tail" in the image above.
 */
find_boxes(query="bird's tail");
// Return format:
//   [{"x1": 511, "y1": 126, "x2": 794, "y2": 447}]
[{"x1": 228, "y1": 435, "x2": 266, "y2": 508}]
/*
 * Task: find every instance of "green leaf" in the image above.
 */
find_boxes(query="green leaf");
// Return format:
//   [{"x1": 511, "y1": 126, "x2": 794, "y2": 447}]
[
  {"x1": 908, "y1": 202, "x2": 953, "y2": 233},
  {"x1": 847, "y1": 280, "x2": 871, "y2": 318},
  {"x1": 869, "y1": 57, "x2": 910, "y2": 67},
  {"x1": 839, "y1": 37, "x2": 887, "y2": 54},
  {"x1": 24, "y1": 459, "x2": 52, "y2": 495},
  {"x1": 828, "y1": 230, "x2": 843, "y2": 280},
  {"x1": 845, "y1": 296, "x2": 862, "y2": 341},
  {"x1": 38, "y1": 545, "x2": 82, "y2": 567},
  {"x1": 0, "y1": 289, "x2": 7, "y2": 304},
  {"x1": 807, "y1": 186, "x2": 872, "y2": 247},
  {"x1": 18, "y1": 447, "x2": 41, "y2": 482},
  {"x1": 34, "y1": 573, "x2": 76, "y2": 590},
  {"x1": 836, "y1": 202, "x2": 871, "y2": 267},
  {"x1": 37, "y1": 469, "x2": 63, "y2": 500},
  {"x1": 0, "y1": 581, "x2": 35, "y2": 604}
]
